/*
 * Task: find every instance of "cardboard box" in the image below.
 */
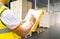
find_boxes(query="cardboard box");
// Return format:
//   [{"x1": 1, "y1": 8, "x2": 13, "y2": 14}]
[{"x1": 10, "y1": 0, "x2": 32, "y2": 20}]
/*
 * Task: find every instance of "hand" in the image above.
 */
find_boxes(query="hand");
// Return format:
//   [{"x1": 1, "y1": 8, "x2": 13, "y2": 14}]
[
  {"x1": 29, "y1": 14, "x2": 36, "y2": 24},
  {"x1": 20, "y1": 20, "x2": 26, "y2": 25}
]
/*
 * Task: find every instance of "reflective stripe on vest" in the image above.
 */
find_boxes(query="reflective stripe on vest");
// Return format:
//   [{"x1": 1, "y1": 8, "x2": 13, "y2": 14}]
[
  {"x1": 0, "y1": 5, "x2": 6, "y2": 16},
  {"x1": 0, "y1": 28, "x2": 11, "y2": 34},
  {"x1": 0, "y1": 4, "x2": 11, "y2": 33}
]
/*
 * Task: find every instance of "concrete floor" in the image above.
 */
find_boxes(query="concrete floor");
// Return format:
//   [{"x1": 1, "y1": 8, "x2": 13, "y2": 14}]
[{"x1": 23, "y1": 24, "x2": 60, "y2": 39}]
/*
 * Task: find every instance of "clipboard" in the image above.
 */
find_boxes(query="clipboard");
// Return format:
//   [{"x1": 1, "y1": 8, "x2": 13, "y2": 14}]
[{"x1": 23, "y1": 9, "x2": 44, "y2": 32}]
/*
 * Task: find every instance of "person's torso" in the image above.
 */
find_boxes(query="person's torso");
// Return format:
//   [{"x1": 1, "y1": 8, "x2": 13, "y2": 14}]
[{"x1": 0, "y1": 4, "x2": 20, "y2": 39}]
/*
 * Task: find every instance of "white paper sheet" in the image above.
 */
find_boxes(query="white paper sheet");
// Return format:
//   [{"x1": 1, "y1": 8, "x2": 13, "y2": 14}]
[
  {"x1": 25, "y1": 9, "x2": 42, "y2": 21},
  {"x1": 22, "y1": 9, "x2": 42, "y2": 28}
]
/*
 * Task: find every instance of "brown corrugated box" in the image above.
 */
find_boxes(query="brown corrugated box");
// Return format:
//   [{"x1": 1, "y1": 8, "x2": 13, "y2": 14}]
[
  {"x1": 10, "y1": 0, "x2": 32, "y2": 19},
  {"x1": 27, "y1": 2, "x2": 32, "y2": 11}
]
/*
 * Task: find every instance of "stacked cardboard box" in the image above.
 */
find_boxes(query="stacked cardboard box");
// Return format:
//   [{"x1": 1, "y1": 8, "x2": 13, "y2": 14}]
[
  {"x1": 10, "y1": 1, "x2": 22, "y2": 21},
  {"x1": 39, "y1": 10, "x2": 50, "y2": 28},
  {"x1": 10, "y1": 0, "x2": 32, "y2": 20},
  {"x1": 22, "y1": 0, "x2": 28, "y2": 19},
  {"x1": 22, "y1": 0, "x2": 32, "y2": 19},
  {"x1": 27, "y1": 2, "x2": 32, "y2": 11}
]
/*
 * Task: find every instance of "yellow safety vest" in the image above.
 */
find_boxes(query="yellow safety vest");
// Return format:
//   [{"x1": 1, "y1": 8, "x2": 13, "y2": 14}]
[{"x1": 0, "y1": 4, "x2": 21, "y2": 39}]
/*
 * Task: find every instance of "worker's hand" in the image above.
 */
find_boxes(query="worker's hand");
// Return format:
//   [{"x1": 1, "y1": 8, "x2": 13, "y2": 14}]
[
  {"x1": 20, "y1": 20, "x2": 26, "y2": 25},
  {"x1": 29, "y1": 14, "x2": 36, "y2": 24}
]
